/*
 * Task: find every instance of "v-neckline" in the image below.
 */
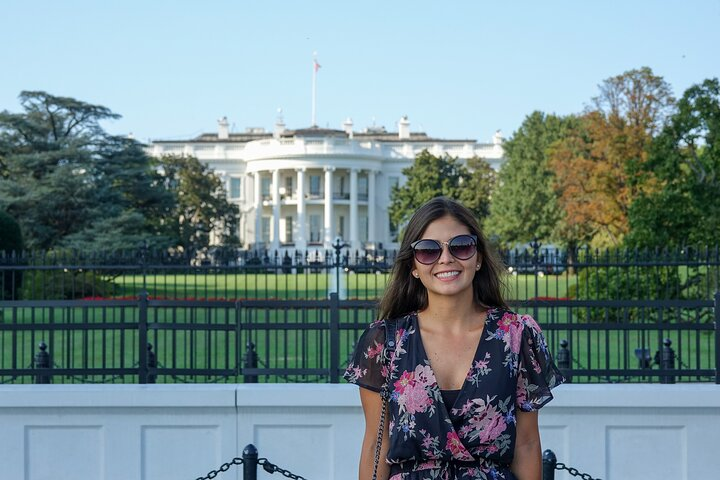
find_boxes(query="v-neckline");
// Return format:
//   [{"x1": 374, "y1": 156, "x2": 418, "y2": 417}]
[{"x1": 412, "y1": 309, "x2": 494, "y2": 414}]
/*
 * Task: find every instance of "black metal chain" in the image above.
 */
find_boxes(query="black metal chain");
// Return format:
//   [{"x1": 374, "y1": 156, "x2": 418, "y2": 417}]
[
  {"x1": 556, "y1": 462, "x2": 601, "y2": 480},
  {"x1": 195, "y1": 457, "x2": 244, "y2": 480},
  {"x1": 258, "y1": 458, "x2": 309, "y2": 480}
]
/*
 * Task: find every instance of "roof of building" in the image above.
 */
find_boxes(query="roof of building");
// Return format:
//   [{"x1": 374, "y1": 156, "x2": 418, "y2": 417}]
[{"x1": 152, "y1": 125, "x2": 483, "y2": 145}]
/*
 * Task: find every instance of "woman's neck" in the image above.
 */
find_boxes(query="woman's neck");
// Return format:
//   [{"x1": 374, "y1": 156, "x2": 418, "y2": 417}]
[{"x1": 419, "y1": 290, "x2": 484, "y2": 332}]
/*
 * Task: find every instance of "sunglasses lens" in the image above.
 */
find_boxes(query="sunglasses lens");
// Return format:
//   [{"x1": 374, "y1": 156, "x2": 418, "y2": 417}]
[
  {"x1": 413, "y1": 240, "x2": 441, "y2": 264},
  {"x1": 449, "y1": 235, "x2": 477, "y2": 260}
]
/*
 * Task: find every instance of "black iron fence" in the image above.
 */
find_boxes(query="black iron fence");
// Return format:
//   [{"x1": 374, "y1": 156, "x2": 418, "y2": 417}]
[
  {"x1": 1, "y1": 246, "x2": 718, "y2": 384},
  {"x1": 1, "y1": 292, "x2": 718, "y2": 384}
]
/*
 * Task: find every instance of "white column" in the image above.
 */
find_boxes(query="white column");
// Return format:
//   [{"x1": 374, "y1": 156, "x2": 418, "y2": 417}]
[
  {"x1": 272, "y1": 169, "x2": 281, "y2": 250},
  {"x1": 368, "y1": 170, "x2": 376, "y2": 245},
  {"x1": 324, "y1": 167, "x2": 334, "y2": 246},
  {"x1": 350, "y1": 168, "x2": 359, "y2": 250},
  {"x1": 254, "y1": 172, "x2": 262, "y2": 248},
  {"x1": 296, "y1": 168, "x2": 306, "y2": 249}
]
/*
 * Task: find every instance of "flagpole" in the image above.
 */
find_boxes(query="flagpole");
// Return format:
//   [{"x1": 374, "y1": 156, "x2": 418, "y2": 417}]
[{"x1": 312, "y1": 52, "x2": 318, "y2": 127}]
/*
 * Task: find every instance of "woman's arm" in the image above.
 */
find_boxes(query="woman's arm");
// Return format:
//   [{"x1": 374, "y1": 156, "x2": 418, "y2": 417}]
[
  {"x1": 510, "y1": 410, "x2": 542, "y2": 480},
  {"x1": 358, "y1": 387, "x2": 391, "y2": 480}
]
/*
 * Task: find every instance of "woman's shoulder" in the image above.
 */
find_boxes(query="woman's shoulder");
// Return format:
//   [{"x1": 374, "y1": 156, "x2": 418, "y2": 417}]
[{"x1": 489, "y1": 307, "x2": 543, "y2": 332}]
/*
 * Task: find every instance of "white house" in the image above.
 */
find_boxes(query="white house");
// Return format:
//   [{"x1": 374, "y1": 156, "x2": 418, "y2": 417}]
[{"x1": 148, "y1": 116, "x2": 505, "y2": 252}]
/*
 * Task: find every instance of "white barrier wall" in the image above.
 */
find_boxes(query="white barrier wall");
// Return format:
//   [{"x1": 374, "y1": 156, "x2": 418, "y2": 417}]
[{"x1": 0, "y1": 384, "x2": 718, "y2": 480}]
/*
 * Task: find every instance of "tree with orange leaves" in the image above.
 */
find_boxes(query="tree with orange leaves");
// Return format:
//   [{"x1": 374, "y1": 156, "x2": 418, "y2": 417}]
[{"x1": 549, "y1": 67, "x2": 674, "y2": 247}]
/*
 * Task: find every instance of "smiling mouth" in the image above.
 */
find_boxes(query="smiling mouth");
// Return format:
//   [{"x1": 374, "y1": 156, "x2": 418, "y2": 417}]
[{"x1": 435, "y1": 271, "x2": 460, "y2": 279}]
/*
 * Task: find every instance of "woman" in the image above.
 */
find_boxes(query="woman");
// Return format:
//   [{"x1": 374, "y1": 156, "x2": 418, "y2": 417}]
[{"x1": 344, "y1": 197, "x2": 564, "y2": 480}]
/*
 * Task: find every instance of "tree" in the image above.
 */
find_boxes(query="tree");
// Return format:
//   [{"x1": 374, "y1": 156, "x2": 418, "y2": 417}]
[
  {"x1": 0, "y1": 91, "x2": 175, "y2": 251},
  {"x1": 485, "y1": 111, "x2": 579, "y2": 247},
  {"x1": 626, "y1": 78, "x2": 720, "y2": 248},
  {"x1": 549, "y1": 67, "x2": 675, "y2": 247},
  {"x1": 388, "y1": 150, "x2": 492, "y2": 236},
  {"x1": 157, "y1": 154, "x2": 239, "y2": 255}
]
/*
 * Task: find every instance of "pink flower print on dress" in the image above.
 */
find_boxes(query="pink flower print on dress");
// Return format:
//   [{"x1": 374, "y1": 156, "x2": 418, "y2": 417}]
[
  {"x1": 401, "y1": 381, "x2": 433, "y2": 414},
  {"x1": 446, "y1": 431, "x2": 474, "y2": 461},
  {"x1": 394, "y1": 370, "x2": 415, "y2": 395},
  {"x1": 469, "y1": 402, "x2": 507, "y2": 444},
  {"x1": 414, "y1": 364, "x2": 436, "y2": 387}
]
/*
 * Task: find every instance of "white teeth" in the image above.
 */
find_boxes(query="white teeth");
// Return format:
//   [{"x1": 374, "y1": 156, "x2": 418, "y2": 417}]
[{"x1": 435, "y1": 271, "x2": 460, "y2": 279}]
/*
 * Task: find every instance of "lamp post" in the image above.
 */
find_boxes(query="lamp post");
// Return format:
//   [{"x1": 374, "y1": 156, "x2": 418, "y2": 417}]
[{"x1": 331, "y1": 236, "x2": 348, "y2": 299}]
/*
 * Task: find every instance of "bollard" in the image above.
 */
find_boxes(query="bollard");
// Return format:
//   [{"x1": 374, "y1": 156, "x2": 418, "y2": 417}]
[
  {"x1": 243, "y1": 444, "x2": 258, "y2": 480},
  {"x1": 556, "y1": 339, "x2": 572, "y2": 383},
  {"x1": 34, "y1": 342, "x2": 52, "y2": 384},
  {"x1": 244, "y1": 341, "x2": 258, "y2": 383},
  {"x1": 542, "y1": 449, "x2": 557, "y2": 480},
  {"x1": 147, "y1": 343, "x2": 157, "y2": 384},
  {"x1": 660, "y1": 338, "x2": 676, "y2": 384}
]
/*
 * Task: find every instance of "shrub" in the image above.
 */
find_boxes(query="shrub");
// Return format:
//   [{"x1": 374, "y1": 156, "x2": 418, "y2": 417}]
[
  {"x1": 19, "y1": 269, "x2": 115, "y2": 300},
  {"x1": 0, "y1": 211, "x2": 24, "y2": 300}
]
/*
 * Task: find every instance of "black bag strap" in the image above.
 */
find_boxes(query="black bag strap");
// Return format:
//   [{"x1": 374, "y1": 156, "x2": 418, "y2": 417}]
[{"x1": 372, "y1": 318, "x2": 398, "y2": 480}]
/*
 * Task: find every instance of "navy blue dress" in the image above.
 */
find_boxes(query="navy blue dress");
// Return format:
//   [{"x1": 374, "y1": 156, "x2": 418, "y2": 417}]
[{"x1": 344, "y1": 308, "x2": 564, "y2": 480}]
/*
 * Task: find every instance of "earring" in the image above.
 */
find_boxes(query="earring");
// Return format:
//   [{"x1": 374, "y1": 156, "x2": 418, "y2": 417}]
[
  {"x1": 476, "y1": 264, "x2": 481, "y2": 270},
  {"x1": 412, "y1": 272, "x2": 419, "y2": 278}
]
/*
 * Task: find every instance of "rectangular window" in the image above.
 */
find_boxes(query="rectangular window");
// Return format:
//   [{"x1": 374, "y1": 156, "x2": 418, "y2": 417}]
[
  {"x1": 261, "y1": 217, "x2": 271, "y2": 243},
  {"x1": 285, "y1": 216, "x2": 293, "y2": 243},
  {"x1": 338, "y1": 215, "x2": 345, "y2": 239},
  {"x1": 285, "y1": 176, "x2": 293, "y2": 197},
  {"x1": 230, "y1": 177, "x2": 242, "y2": 199},
  {"x1": 360, "y1": 215, "x2": 368, "y2": 242},
  {"x1": 388, "y1": 176, "x2": 399, "y2": 196},
  {"x1": 261, "y1": 177, "x2": 271, "y2": 200},
  {"x1": 358, "y1": 176, "x2": 368, "y2": 201},
  {"x1": 309, "y1": 214, "x2": 322, "y2": 243},
  {"x1": 310, "y1": 175, "x2": 321, "y2": 196}
]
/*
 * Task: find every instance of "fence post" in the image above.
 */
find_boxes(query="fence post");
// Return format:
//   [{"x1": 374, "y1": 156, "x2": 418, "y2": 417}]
[
  {"x1": 542, "y1": 449, "x2": 556, "y2": 480},
  {"x1": 715, "y1": 291, "x2": 719, "y2": 385},
  {"x1": 557, "y1": 339, "x2": 572, "y2": 383},
  {"x1": 147, "y1": 343, "x2": 157, "y2": 384},
  {"x1": 244, "y1": 341, "x2": 258, "y2": 383},
  {"x1": 660, "y1": 338, "x2": 675, "y2": 384},
  {"x1": 34, "y1": 342, "x2": 52, "y2": 384},
  {"x1": 243, "y1": 444, "x2": 258, "y2": 480},
  {"x1": 138, "y1": 291, "x2": 149, "y2": 384},
  {"x1": 330, "y1": 292, "x2": 340, "y2": 383}
]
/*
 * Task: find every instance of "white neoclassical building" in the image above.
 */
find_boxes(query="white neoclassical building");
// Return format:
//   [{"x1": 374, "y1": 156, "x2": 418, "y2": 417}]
[{"x1": 148, "y1": 116, "x2": 505, "y2": 252}]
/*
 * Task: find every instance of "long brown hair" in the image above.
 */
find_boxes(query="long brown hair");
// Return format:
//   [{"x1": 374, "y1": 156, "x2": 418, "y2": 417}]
[{"x1": 378, "y1": 197, "x2": 508, "y2": 320}]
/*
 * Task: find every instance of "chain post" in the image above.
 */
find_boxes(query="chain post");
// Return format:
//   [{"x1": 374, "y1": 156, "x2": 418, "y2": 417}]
[
  {"x1": 542, "y1": 449, "x2": 556, "y2": 480},
  {"x1": 243, "y1": 444, "x2": 258, "y2": 480},
  {"x1": 34, "y1": 342, "x2": 52, "y2": 384},
  {"x1": 557, "y1": 339, "x2": 572, "y2": 383},
  {"x1": 244, "y1": 341, "x2": 258, "y2": 383},
  {"x1": 147, "y1": 343, "x2": 157, "y2": 384},
  {"x1": 660, "y1": 338, "x2": 675, "y2": 384},
  {"x1": 138, "y1": 290, "x2": 149, "y2": 383}
]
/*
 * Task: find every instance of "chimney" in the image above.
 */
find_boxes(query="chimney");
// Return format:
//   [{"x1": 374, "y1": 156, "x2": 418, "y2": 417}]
[
  {"x1": 218, "y1": 117, "x2": 229, "y2": 140},
  {"x1": 342, "y1": 117, "x2": 354, "y2": 138},
  {"x1": 398, "y1": 115, "x2": 410, "y2": 139}
]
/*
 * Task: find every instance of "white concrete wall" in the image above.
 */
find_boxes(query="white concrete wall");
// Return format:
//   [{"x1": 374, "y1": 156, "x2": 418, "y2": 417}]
[{"x1": 0, "y1": 384, "x2": 718, "y2": 480}]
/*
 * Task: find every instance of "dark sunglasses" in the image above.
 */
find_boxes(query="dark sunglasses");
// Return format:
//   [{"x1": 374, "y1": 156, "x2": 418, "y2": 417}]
[{"x1": 411, "y1": 234, "x2": 478, "y2": 265}]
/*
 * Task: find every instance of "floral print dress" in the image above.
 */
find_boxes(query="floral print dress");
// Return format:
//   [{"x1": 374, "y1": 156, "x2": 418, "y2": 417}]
[{"x1": 344, "y1": 308, "x2": 565, "y2": 480}]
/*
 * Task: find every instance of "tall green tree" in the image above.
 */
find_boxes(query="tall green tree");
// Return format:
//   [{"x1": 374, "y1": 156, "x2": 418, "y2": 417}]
[
  {"x1": 0, "y1": 91, "x2": 174, "y2": 250},
  {"x1": 485, "y1": 111, "x2": 578, "y2": 247},
  {"x1": 157, "y1": 154, "x2": 239, "y2": 254},
  {"x1": 388, "y1": 150, "x2": 492, "y2": 236},
  {"x1": 626, "y1": 78, "x2": 720, "y2": 248}
]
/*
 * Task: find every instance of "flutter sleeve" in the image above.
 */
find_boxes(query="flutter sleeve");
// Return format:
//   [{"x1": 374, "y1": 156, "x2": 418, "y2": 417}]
[
  {"x1": 343, "y1": 320, "x2": 387, "y2": 393},
  {"x1": 515, "y1": 314, "x2": 565, "y2": 412}
]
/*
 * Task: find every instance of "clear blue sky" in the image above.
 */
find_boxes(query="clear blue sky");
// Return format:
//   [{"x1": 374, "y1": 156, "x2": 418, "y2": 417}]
[{"x1": 2, "y1": 0, "x2": 718, "y2": 144}]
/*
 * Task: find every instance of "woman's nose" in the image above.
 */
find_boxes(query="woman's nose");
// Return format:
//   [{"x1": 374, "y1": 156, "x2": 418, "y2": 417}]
[{"x1": 437, "y1": 242, "x2": 454, "y2": 263}]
